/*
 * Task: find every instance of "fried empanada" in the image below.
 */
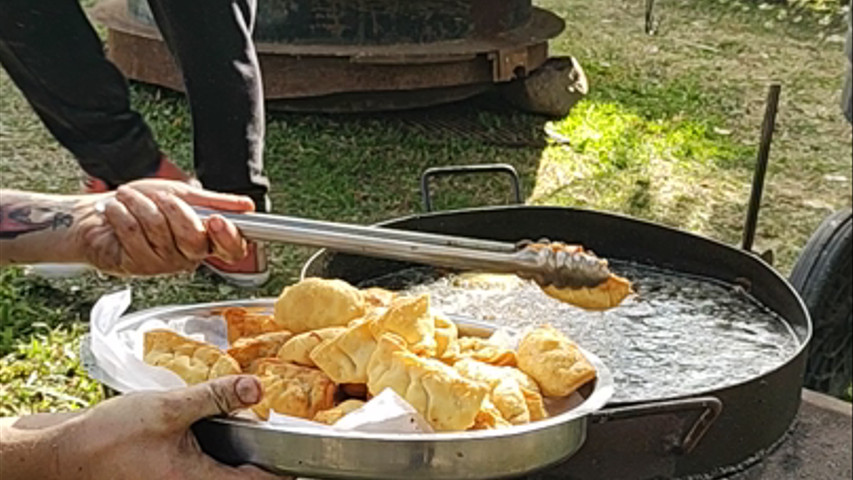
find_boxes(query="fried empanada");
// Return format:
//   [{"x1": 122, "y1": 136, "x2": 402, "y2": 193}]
[
  {"x1": 223, "y1": 307, "x2": 280, "y2": 344},
  {"x1": 434, "y1": 315, "x2": 460, "y2": 361},
  {"x1": 367, "y1": 334, "x2": 488, "y2": 431},
  {"x1": 144, "y1": 329, "x2": 241, "y2": 385},
  {"x1": 543, "y1": 275, "x2": 633, "y2": 311},
  {"x1": 521, "y1": 388, "x2": 549, "y2": 422},
  {"x1": 490, "y1": 377, "x2": 530, "y2": 424},
  {"x1": 370, "y1": 294, "x2": 437, "y2": 356},
  {"x1": 454, "y1": 358, "x2": 547, "y2": 425},
  {"x1": 517, "y1": 325, "x2": 597, "y2": 397},
  {"x1": 277, "y1": 327, "x2": 346, "y2": 367},
  {"x1": 226, "y1": 331, "x2": 293, "y2": 370},
  {"x1": 274, "y1": 278, "x2": 367, "y2": 333},
  {"x1": 250, "y1": 359, "x2": 337, "y2": 420},
  {"x1": 312, "y1": 399, "x2": 366, "y2": 425},
  {"x1": 362, "y1": 287, "x2": 397, "y2": 308},
  {"x1": 454, "y1": 337, "x2": 517, "y2": 367},
  {"x1": 471, "y1": 397, "x2": 513, "y2": 430},
  {"x1": 310, "y1": 319, "x2": 378, "y2": 384}
]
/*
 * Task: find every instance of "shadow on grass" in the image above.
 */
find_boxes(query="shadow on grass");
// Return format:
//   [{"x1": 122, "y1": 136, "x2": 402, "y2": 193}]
[
  {"x1": 0, "y1": 269, "x2": 93, "y2": 356},
  {"x1": 262, "y1": 100, "x2": 555, "y2": 219},
  {"x1": 133, "y1": 83, "x2": 553, "y2": 223}
]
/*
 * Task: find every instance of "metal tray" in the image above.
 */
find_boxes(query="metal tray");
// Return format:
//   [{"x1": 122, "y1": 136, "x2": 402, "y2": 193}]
[{"x1": 83, "y1": 299, "x2": 614, "y2": 480}]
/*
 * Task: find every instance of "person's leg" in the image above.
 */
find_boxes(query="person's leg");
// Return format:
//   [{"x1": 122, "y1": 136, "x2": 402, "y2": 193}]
[
  {"x1": 145, "y1": 0, "x2": 271, "y2": 213},
  {"x1": 0, "y1": 0, "x2": 161, "y2": 186},
  {"x1": 144, "y1": 0, "x2": 271, "y2": 286}
]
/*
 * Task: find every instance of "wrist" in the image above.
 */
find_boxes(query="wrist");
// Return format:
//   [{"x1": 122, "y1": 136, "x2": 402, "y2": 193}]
[
  {"x1": 0, "y1": 410, "x2": 89, "y2": 480},
  {"x1": 66, "y1": 194, "x2": 109, "y2": 265}
]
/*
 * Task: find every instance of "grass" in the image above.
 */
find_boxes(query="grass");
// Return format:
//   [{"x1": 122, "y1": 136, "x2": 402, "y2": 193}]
[
  {"x1": 532, "y1": 75, "x2": 755, "y2": 231},
  {"x1": 1, "y1": 0, "x2": 851, "y2": 413}
]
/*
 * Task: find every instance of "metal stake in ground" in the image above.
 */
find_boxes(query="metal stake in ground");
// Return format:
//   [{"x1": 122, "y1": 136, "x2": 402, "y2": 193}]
[{"x1": 742, "y1": 84, "x2": 782, "y2": 255}]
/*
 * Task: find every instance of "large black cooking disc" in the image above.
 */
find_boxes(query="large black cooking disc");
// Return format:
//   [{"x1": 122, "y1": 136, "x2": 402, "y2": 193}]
[{"x1": 302, "y1": 206, "x2": 812, "y2": 480}]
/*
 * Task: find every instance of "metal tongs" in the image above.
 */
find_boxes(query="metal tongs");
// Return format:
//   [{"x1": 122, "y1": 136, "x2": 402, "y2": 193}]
[{"x1": 195, "y1": 208, "x2": 613, "y2": 289}]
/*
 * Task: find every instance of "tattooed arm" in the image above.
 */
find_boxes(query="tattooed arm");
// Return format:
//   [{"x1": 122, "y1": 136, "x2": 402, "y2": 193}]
[
  {"x1": 0, "y1": 190, "x2": 90, "y2": 265},
  {"x1": 0, "y1": 180, "x2": 255, "y2": 276}
]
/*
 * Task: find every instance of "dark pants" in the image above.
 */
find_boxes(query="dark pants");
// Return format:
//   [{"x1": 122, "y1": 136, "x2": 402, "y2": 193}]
[{"x1": 0, "y1": 0, "x2": 270, "y2": 211}]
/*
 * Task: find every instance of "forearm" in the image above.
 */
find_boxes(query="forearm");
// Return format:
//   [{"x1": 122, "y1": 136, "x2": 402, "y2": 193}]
[
  {"x1": 0, "y1": 411, "x2": 88, "y2": 480},
  {"x1": 0, "y1": 190, "x2": 96, "y2": 265}
]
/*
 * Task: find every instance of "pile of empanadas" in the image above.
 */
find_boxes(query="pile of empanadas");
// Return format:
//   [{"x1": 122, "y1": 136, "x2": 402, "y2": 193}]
[{"x1": 143, "y1": 278, "x2": 598, "y2": 432}]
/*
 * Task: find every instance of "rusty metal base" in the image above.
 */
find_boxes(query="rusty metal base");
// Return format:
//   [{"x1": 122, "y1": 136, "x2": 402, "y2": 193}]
[
  {"x1": 90, "y1": 0, "x2": 565, "y2": 112},
  {"x1": 266, "y1": 83, "x2": 492, "y2": 113}
]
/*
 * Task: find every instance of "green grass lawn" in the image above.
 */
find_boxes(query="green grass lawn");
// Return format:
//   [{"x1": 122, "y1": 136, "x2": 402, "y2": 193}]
[{"x1": 1, "y1": 0, "x2": 851, "y2": 415}]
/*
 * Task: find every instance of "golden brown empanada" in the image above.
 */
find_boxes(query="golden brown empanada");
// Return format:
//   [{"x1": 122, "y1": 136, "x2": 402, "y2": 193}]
[
  {"x1": 543, "y1": 275, "x2": 633, "y2": 311},
  {"x1": 274, "y1": 278, "x2": 366, "y2": 333},
  {"x1": 310, "y1": 319, "x2": 378, "y2": 384},
  {"x1": 250, "y1": 359, "x2": 337, "y2": 420},
  {"x1": 362, "y1": 287, "x2": 397, "y2": 308},
  {"x1": 453, "y1": 337, "x2": 517, "y2": 367},
  {"x1": 471, "y1": 397, "x2": 513, "y2": 430},
  {"x1": 521, "y1": 388, "x2": 549, "y2": 422},
  {"x1": 226, "y1": 331, "x2": 293, "y2": 370},
  {"x1": 433, "y1": 315, "x2": 460, "y2": 361},
  {"x1": 517, "y1": 325, "x2": 597, "y2": 397},
  {"x1": 277, "y1": 327, "x2": 346, "y2": 367},
  {"x1": 522, "y1": 242, "x2": 632, "y2": 311},
  {"x1": 490, "y1": 377, "x2": 530, "y2": 424},
  {"x1": 223, "y1": 307, "x2": 280, "y2": 344},
  {"x1": 144, "y1": 329, "x2": 241, "y2": 385},
  {"x1": 370, "y1": 294, "x2": 437, "y2": 356},
  {"x1": 453, "y1": 358, "x2": 547, "y2": 425},
  {"x1": 367, "y1": 334, "x2": 488, "y2": 431},
  {"x1": 312, "y1": 399, "x2": 366, "y2": 425}
]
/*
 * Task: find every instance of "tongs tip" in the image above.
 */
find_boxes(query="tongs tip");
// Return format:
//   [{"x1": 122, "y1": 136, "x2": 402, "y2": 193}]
[{"x1": 515, "y1": 240, "x2": 613, "y2": 289}]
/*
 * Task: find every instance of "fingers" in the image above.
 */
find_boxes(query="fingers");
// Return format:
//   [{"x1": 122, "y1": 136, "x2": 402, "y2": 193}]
[
  {"x1": 100, "y1": 179, "x2": 254, "y2": 271},
  {"x1": 149, "y1": 192, "x2": 212, "y2": 261},
  {"x1": 166, "y1": 375, "x2": 263, "y2": 429},
  {"x1": 183, "y1": 191, "x2": 256, "y2": 213},
  {"x1": 102, "y1": 198, "x2": 168, "y2": 275},
  {"x1": 172, "y1": 187, "x2": 256, "y2": 213},
  {"x1": 126, "y1": 178, "x2": 256, "y2": 212},
  {"x1": 115, "y1": 187, "x2": 185, "y2": 265},
  {"x1": 206, "y1": 215, "x2": 248, "y2": 263}
]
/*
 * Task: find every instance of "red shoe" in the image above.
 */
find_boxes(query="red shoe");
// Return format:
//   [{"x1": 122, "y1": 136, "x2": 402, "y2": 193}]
[
  {"x1": 81, "y1": 155, "x2": 191, "y2": 193},
  {"x1": 202, "y1": 241, "x2": 270, "y2": 288},
  {"x1": 82, "y1": 175, "x2": 112, "y2": 194}
]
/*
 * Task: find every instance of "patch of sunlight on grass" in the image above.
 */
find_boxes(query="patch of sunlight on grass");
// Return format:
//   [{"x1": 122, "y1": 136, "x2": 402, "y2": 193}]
[
  {"x1": 531, "y1": 99, "x2": 752, "y2": 234},
  {"x1": 0, "y1": 323, "x2": 104, "y2": 416}
]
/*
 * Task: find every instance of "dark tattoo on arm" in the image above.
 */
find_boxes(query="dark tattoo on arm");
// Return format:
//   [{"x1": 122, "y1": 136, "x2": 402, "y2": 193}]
[{"x1": 0, "y1": 203, "x2": 75, "y2": 239}]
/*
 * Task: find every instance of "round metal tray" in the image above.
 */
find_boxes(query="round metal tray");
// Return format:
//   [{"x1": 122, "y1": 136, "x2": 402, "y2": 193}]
[{"x1": 83, "y1": 299, "x2": 614, "y2": 479}]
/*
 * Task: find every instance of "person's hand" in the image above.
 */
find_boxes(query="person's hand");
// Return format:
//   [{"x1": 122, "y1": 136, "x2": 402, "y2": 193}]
[
  {"x1": 70, "y1": 375, "x2": 286, "y2": 480},
  {"x1": 72, "y1": 179, "x2": 254, "y2": 276}
]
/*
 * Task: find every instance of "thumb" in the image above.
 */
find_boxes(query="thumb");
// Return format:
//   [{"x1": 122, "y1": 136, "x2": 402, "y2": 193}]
[{"x1": 166, "y1": 375, "x2": 264, "y2": 428}]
